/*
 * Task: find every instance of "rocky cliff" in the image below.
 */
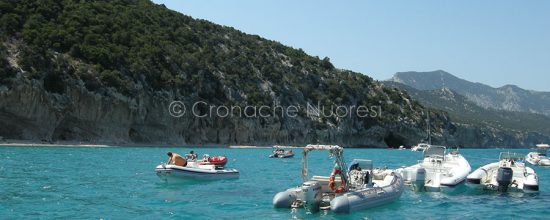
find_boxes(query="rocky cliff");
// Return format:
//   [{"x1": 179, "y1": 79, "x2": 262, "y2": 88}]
[
  {"x1": 0, "y1": 1, "x2": 544, "y2": 147},
  {"x1": 0, "y1": 72, "x2": 432, "y2": 147}
]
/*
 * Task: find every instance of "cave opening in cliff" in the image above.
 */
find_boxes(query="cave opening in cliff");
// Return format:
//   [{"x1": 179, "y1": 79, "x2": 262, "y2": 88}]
[
  {"x1": 129, "y1": 128, "x2": 145, "y2": 143},
  {"x1": 384, "y1": 132, "x2": 406, "y2": 148}
]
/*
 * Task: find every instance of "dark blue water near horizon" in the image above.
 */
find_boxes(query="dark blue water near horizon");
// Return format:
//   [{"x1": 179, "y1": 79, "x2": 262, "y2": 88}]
[{"x1": 1, "y1": 147, "x2": 549, "y2": 219}]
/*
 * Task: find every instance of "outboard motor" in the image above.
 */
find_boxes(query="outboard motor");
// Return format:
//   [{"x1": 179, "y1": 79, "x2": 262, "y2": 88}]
[
  {"x1": 414, "y1": 168, "x2": 426, "y2": 186},
  {"x1": 299, "y1": 181, "x2": 322, "y2": 212},
  {"x1": 402, "y1": 167, "x2": 426, "y2": 189},
  {"x1": 496, "y1": 167, "x2": 513, "y2": 192}
]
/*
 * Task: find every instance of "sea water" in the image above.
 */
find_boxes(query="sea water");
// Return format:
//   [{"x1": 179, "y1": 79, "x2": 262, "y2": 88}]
[{"x1": 1, "y1": 147, "x2": 549, "y2": 219}]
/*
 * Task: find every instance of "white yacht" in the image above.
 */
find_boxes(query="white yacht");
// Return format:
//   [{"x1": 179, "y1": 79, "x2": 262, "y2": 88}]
[
  {"x1": 398, "y1": 145, "x2": 471, "y2": 192},
  {"x1": 411, "y1": 143, "x2": 430, "y2": 152},
  {"x1": 525, "y1": 143, "x2": 550, "y2": 166},
  {"x1": 273, "y1": 145, "x2": 404, "y2": 213},
  {"x1": 467, "y1": 152, "x2": 539, "y2": 192}
]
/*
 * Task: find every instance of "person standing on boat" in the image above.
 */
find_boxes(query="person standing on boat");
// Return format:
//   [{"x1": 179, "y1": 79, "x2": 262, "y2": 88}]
[
  {"x1": 186, "y1": 150, "x2": 198, "y2": 160},
  {"x1": 166, "y1": 152, "x2": 187, "y2": 166}
]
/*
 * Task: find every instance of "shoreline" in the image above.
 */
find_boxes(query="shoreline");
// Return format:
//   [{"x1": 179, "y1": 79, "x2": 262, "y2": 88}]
[
  {"x1": 0, "y1": 140, "x2": 283, "y2": 148},
  {"x1": 0, "y1": 140, "x2": 228, "y2": 148},
  {"x1": 0, "y1": 140, "x2": 531, "y2": 149}
]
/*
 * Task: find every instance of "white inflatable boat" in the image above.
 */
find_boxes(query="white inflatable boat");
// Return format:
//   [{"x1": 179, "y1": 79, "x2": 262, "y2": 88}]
[
  {"x1": 155, "y1": 161, "x2": 239, "y2": 180},
  {"x1": 525, "y1": 144, "x2": 550, "y2": 166},
  {"x1": 398, "y1": 145, "x2": 471, "y2": 192},
  {"x1": 467, "y1": 152, "x2": 539, "y2": 192},
  {"x1": 272, "y1": 145, "x2": 404, "y2": 213}
]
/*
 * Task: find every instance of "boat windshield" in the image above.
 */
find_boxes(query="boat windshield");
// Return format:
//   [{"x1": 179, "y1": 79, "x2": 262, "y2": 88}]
[
  {"x1": 499, "y1": 152, "x2": 524, "y2": 161},
  {"x1": 423, "y1": 145, "x2": 446, "y2": 158},
  {"x1": 347, "y1": 159, "x2": 373, "y2": 172}
]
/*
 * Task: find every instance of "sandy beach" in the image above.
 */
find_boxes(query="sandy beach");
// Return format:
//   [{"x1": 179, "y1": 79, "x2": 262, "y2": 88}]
[{"x1": 0, "y1": 140, "x2": 116, "y2": 148}]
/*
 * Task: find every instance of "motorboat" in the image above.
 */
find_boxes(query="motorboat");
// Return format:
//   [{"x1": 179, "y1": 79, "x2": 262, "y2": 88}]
[
  {"x1": 411, "y1": 143, "x2": 430, "y2": 152},
  {"x1": 155, "y1": 158, "x2": 238, "y2": 181},
  {"x1": 525, "y1": 143, "x2": 550, "y2": 166},
  {"x1": 269, "y1": 146, "x2": 295, "y2": 158},
  {"x1": 467, "y1": 152, "x2": 539, "y2": 192},
  {"x1": 273, "y1": 145, "x2": 404, "y2": 213},
  {"x1": 398, "y1": 145, "x2": 471, "y2": 192}
]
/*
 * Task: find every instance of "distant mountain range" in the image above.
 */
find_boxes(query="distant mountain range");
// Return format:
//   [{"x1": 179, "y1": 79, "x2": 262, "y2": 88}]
[
  {"x1": 390, "y1": 70, "x2": 550, "y2": 117},
  {"x1": 383, "y1": 81, "x2": 550, "y2": 137},
  {"x1": 384, "y1": 71, "x2": 550, "y2": 141}
]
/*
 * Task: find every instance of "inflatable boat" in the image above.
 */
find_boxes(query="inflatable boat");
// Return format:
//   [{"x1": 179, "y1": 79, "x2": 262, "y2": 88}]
[
  {"x1": 201, "y1": 155, "x2": 228, "y2": 166},
  {"x1": 467, "y1": 152, "x2": 539, "y2": 192},
  {"x1": 272, "y1": 145, "x2": 404, "y2": 213},
  {"x1": 269, "y1": 146, "x2": 295, "y2": 158},
  {"x1": 525, "y1": 144, "x2": 550, "y2": 166},
  {"x1": 398, "y1": 145, "x2": 471, "y2": 192}
]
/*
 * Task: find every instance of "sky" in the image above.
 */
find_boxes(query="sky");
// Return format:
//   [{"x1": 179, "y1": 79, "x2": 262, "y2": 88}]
[{"x1": 153, "y1": 0, "x2": 550, "y2": 91}]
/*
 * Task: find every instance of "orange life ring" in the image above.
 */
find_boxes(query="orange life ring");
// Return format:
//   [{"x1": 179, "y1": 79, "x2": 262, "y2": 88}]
[{"x1": 328, "y1": 168, "x2": 346, "y2": 193}]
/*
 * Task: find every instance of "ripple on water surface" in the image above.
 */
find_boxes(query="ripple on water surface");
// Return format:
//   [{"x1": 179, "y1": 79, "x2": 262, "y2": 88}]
[{"x1": 0, "y1": 147, "x2": 549, "y2": 219}]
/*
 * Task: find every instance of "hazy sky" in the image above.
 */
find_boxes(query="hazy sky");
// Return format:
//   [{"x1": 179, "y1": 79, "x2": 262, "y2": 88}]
[{"x1": 153, "y1": 0, "x2": 550, "y2": 91}]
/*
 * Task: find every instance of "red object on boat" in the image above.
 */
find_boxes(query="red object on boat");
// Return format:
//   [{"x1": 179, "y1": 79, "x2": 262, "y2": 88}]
[{"x1": 207, "y1": 156, "x2": 228, "y2": 166}]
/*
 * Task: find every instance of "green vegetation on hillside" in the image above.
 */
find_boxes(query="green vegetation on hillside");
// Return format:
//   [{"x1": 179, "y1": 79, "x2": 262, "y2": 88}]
[{"x1": 0, "y1": 0, "x2": 428, "y2": 129}]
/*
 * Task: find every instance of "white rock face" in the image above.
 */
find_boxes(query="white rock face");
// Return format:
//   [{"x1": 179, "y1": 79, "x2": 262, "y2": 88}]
[{"x1": 0, "y1": 78, "x2": 418, "y2": 147}]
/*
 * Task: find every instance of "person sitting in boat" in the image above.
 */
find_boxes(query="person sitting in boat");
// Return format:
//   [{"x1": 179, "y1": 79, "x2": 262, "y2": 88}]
[
  {"x1": 166, "y1": 152, "x2": 187, "y2": 166},
  {"x1": 186, "y1": 150, "x2": 198, "y2": 160},
  {"x1": 202, "y1": 154, "x2": 210, "y2": 162}
]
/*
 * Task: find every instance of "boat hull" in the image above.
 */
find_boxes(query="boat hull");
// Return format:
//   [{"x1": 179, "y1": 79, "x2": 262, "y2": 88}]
[
  {"x1": 278, "y1": 154, "x2": 294, "y2": 158},
  {"x1": 269, "y1": 152, "x2": 295, "y2": 158},
  {"x1": 539, "y1": 159, "x2": 550, "y2": 166},
  {"x1": 331, "y1": 174, "x2": 404, "y2": 213},
  {"x1": 155, "y1": 164, "x2": 239, "y2": 180}
]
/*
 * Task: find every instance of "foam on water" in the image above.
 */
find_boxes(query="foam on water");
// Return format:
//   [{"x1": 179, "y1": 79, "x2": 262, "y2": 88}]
[{"x1": 0, "y1": 147, "x2": 549, "y2": 219}]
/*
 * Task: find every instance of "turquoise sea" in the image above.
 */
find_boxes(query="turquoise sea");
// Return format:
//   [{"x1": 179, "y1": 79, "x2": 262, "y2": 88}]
[{"x1": 1, "y1": 147, "x2": 549, "y2": 219}]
